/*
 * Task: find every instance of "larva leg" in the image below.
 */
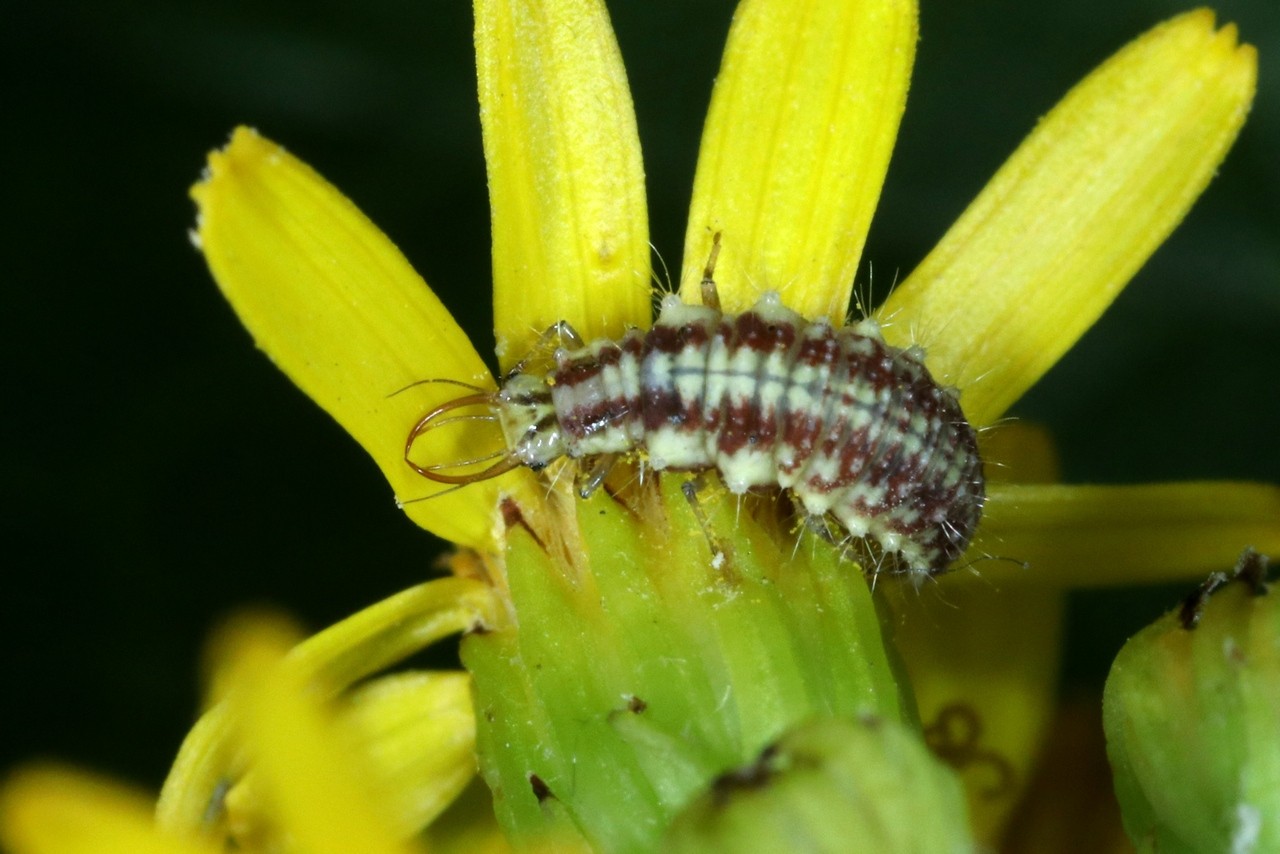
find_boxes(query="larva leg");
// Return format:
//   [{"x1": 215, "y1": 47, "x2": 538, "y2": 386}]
[
  {"x1": 681, "y1": 473, "x2": 735, "y2": 572},
  {"x1": 699, "y1": 232, "x2": 723, "y2": 311},
  {"x1": 575, "y1": 453, "x2": 618, "y2": 499},
  {"x1": 506, "y1": 320, "x2": 584, "y2": 378},
  {"x1": 803, "y1": 513, "x2": 839, "y2": 545}
]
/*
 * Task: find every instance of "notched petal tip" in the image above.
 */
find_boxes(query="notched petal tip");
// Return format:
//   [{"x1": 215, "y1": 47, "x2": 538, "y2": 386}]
[{"x1": 191, "y1": 126, "x2": 268, "y2": 205}]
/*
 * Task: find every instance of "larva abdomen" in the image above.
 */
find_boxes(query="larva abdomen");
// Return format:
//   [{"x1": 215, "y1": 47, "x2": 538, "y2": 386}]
[
  {"x1": 548, "y1": 292, "x2": 984, "y2": 576},
  {"x1": 407, "y1": 291, "x2": 985, "y2": 579}
]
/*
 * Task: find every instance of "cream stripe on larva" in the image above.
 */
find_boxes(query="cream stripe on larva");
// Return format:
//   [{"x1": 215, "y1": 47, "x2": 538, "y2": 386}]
[{"x1": 407, "y1": 292, "x2": 985, "y2": 581}]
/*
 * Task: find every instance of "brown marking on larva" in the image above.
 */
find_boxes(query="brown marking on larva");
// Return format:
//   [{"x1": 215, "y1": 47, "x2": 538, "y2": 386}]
[
  {"x1": 794, "y1": 327, "x2": 841, "y2": 366},
  {"x1": 678, "y1": 322, "x2": 712, "y2": 350},
  {"x1": 777, "y1": 412, "x2": 820, "y2": 476},
  {"x1": 554, "y1": 339, "x2": 627, "y2": 389},
  {"x1": 626, "y1": 695, "x2": 648, "y2": 713},
  {"x1": 641, "y1": 322, "x2": 688, "y2": 356},
  {"x1": 733, "y1": 310, "x2": 798, "y2": 351},
  {"x1": 640, "y1": 387, "x2": 675, "y2": 434},
  {"x1": 716, "y1": 400, "x2": 779, "y2": 456},
  {"x1": 558, "y1": 396, "x2": 634, "y2": 441},
  {"x1": 672, "y1": 396, "x2": 704, "y2": 434}
]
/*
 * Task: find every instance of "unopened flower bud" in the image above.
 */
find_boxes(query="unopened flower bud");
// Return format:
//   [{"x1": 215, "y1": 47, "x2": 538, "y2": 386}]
[
  {"x1": 1104, "y1": 549, "x2": 1278, "y2": 852},
  {"x1": 664, "y1": 716, "x2": 976, "y2": 853}
]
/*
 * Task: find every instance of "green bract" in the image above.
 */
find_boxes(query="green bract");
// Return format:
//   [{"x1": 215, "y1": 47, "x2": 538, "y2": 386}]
[{"x1": 464, "y1": 480, "x2": 914, "y2": 851}]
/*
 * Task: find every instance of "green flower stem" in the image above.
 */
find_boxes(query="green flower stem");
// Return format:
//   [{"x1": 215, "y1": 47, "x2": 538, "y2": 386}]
[{"x1": 464, "y1": 478, "x2": 914, "y2": 852}]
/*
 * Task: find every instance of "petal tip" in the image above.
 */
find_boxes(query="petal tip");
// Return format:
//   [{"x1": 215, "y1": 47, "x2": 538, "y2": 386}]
[{"x1": 193, "y1": 126, "x2": 278, "y2": 197}]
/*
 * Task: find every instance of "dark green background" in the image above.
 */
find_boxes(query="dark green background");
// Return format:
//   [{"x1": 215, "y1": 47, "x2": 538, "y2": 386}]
[{"x1": 6, "y1": 0, "x2": 1277, "y2": 790}]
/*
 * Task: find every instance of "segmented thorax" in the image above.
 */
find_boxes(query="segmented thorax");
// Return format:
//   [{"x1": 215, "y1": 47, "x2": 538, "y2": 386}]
[{"x1": 501, "y1": 292, "x2": 985, "y2": 577}]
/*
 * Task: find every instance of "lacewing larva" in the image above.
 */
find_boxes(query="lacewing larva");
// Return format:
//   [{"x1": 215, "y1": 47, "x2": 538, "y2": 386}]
[{"x1": 406, "y1": 240, "x2": 984, "y2": 581}]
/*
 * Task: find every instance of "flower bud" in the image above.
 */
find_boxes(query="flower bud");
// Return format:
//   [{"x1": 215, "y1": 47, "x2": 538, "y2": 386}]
[
  {"x1": 664, "y1": 716, "x2": 975, "y2": 853},
  {"x1": 1104, "y1": 549, "x2": 1278, "y2": 852}
]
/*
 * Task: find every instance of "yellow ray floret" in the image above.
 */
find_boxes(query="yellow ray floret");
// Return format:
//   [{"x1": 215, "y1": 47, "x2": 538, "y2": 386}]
[
  {"x1": 880, "y1": 10, "x2": 1256, "y2": 427},
  {"x1": 158, "y1": 577, "x2": 496, "y2": 835},
  {"x1": 682, "y1": 0, "x2": 915, "y2": 321},
  {"x1": 476, "y1": 0, "x2": 652, "y2": 368},
  {"x1": 0, "y1": 768, "x2": 219, "y2": 854},
  {"x1": 217, "y1": 616, "x2": 418, "y2": 854},
  {"x1": 975, "y1": 481, "x2": 1280, "y2": 588},
  {"x1": 192, "y1": 128, "x2": 505, "y2": 550}
]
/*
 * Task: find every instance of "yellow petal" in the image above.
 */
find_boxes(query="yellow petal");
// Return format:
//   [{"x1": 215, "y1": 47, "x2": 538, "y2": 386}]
[
  {"x1": 219, "y1": 616, "x2": 416, "y2": 854},
  {"x1": 153, "y1": 705, "x2": 236, "y2": 840},
  {"x1": 979, "y1": 421, "x2": 1061, "y2": 485},
  {"x1": 682, "y1": 0, "x2": 916, "y2": 320},
  {"x1": 340, "y1": 672, "x2": 477, "y2": 836},
  {"x1": 224, "y1": 671, "x2": 476, "y2": 842},
  {"x1": 0, "y1": 767, "x2": 217, "y2": 854},
  {"x1": 476, "y1": 0, "x2": 651, "y2": 368},
  {"x1": 973, "y1": 481, "x2": 1280, "y2": 588},
  {"x1": 193, "y1": 127, "x2": 500, "y2": 550},
  {"x1": 157, "y1": 578, "x2": 496, "y2": 834},
  {"x1": 890, "y1": 584, "x2": 1063, "y2": 845},
  {"x1": 283, "y1": 576, "x2": 499, "y2": 688},
  {"x1": 879, "y1": 11, "x2": 1256, "y2": 426},
  {"x1": 891, "y1": 417, "x2": 1063, "y2": 843}
]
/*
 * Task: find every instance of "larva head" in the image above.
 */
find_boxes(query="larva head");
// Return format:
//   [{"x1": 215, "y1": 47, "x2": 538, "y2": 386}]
[
  {"x1": 403, "y1": 371, "x2": 568, "y2": 485},
  {"x1": 496, "y1": 372, "x2": 567, "y2": 471}
]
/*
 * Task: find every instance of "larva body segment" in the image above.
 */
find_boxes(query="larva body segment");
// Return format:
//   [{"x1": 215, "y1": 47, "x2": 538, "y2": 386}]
[{"x1": 411, "y1": 292, "x2": 985, "y2": 579}]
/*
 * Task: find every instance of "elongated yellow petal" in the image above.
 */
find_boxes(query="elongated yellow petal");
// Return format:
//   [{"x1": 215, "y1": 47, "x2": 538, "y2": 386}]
[
  {"x1": 979, "y1": 421, "x2": 1061, "y2": 485},
  {"x1": 0, "y1": 767, "x2": 217, "y2": 854},
  {"x1": 193, "y1": 127, "x2": 501, "y2": 549},
  {"x1": 158, "y1": 578, "x2": 496, "y2": 833},
  {"x1": 891, "y1": 584, "x2": 1063, "y2": 844},
  {"x1": 341, "y1": 672, "x2": 477, "y2": 836},
  {"x1": 476, "y1": 0, "x2": 651, "y2": 368},
  {"x1": 879, "y1": 11, "x2": 1256, "y2": 426},
  {"x1": 221, "y1": 617, "x2": 416, "y2": 854},
  {"x1": 283, "y1": 576, "x2": 499, "y2": 688},
  {"x1": 682, "y1": 0, "x2": 915, "y2": 320},
  {"x1": 974, "y1": 481, "x2": 1280, "y2": 587},
  {"x1": 225, "y1": 671, "x2": 476, "y2": 841},
  {"x1": 892, "y1": 418, "x2": 1063, "y2": 843}
]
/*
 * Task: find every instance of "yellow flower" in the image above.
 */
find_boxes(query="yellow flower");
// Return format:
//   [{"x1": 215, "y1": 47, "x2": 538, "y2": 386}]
[
  {"x1": 4, "y1": 1, "x2": 1277, "y2": 851},
  {"x1": 1, "y1": 613, "x2": 488, "y2": 854}
]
